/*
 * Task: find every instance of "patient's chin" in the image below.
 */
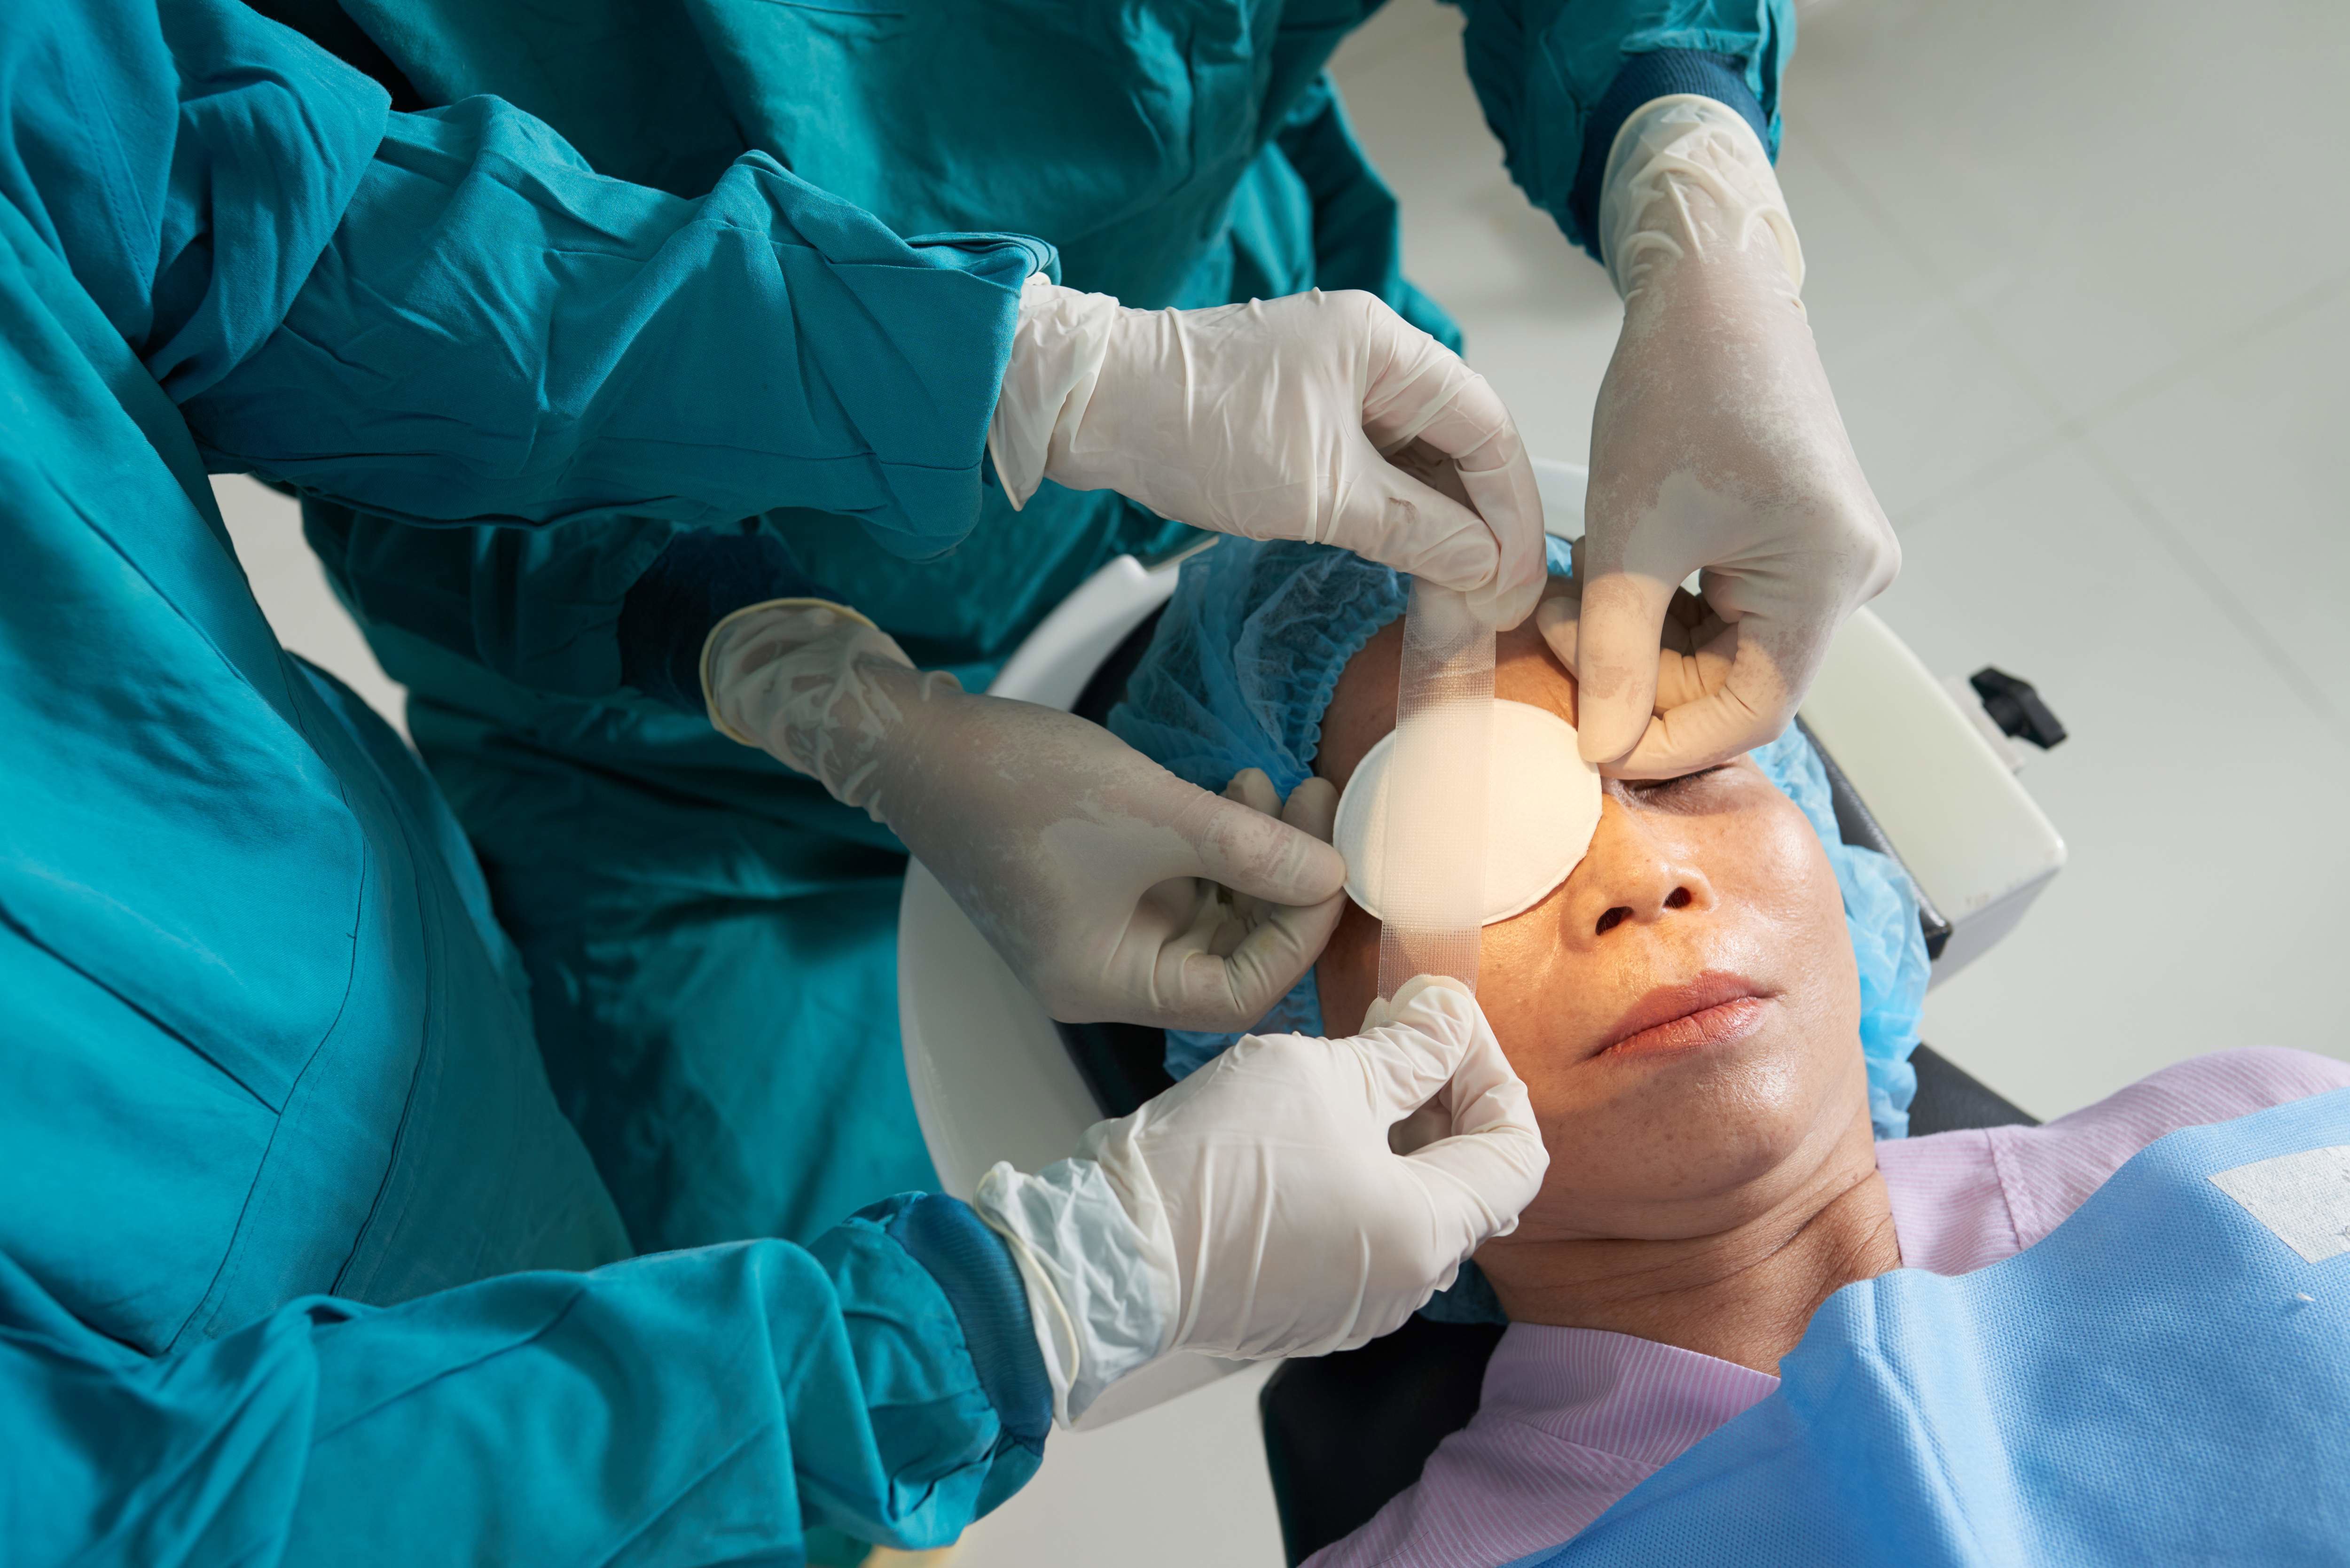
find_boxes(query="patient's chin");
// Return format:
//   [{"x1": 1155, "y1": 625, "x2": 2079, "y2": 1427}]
[{"x1": 1522, "y1": 1029, "x2": 1849, "y2": 1228}]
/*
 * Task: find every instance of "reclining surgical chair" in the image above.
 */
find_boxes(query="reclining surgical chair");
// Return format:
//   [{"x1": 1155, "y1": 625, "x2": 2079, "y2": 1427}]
[{"x1": 895, "y1": 463, "x2": 2068, "y2": 1554}]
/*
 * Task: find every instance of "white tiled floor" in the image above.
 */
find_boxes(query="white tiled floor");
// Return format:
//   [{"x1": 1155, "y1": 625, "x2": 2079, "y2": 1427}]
[{"x1": 219, "y1": 2, "x2": 2350, "y2": 1561}]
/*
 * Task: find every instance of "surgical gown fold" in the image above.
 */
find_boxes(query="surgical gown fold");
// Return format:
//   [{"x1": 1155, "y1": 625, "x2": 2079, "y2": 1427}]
[
  {"x1": 187, "y1": 98, "x2": 1045, "y2": 555},
  {"x1": 3, "y1": 1206, "x2": 1047, "y2": 1567}
]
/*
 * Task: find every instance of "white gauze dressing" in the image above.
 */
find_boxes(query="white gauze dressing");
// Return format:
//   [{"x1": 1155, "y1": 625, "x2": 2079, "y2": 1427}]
[{"x1": 1339, "y1": 596, "x2": 1603, "y2": 999}]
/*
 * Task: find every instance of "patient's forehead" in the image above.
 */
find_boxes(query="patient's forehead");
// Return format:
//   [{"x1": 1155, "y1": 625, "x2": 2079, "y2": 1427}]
[{"x1": 1316, "y1": 616, "x2": 1576, "y2": 791}]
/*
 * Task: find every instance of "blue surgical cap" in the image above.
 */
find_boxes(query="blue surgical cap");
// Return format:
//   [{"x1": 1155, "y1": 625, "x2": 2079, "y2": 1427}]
[{"x1": 1109, "y1": 537, "x2": 1930, "y2": 1141}]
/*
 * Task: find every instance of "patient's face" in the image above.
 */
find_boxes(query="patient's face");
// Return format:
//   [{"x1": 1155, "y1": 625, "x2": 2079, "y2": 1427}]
[{"x1": 1314, "y1": 609, "x2": 1868, "y2": 1247}]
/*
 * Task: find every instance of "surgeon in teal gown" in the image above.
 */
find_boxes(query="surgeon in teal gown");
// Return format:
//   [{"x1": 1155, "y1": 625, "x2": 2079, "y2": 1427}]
[
  {"x1": 0, "y1": 1, "x2": 1082, "y2": 1560},
  {"x1": 264, "y1": 0, "x2": 1796, "y2": 1262}
]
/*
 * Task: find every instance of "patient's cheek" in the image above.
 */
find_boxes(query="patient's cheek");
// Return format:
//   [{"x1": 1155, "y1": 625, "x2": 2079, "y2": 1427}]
[
  {"x1": 1739, "y1": 804, "x2": 1848, "y2": 938},
  {"x1": 1464, "y1": 907, "x2": 1563, "y2": 1061},
  {"x1": 1720, "y1": 798, "x2": 1862, "y2": 1045}
]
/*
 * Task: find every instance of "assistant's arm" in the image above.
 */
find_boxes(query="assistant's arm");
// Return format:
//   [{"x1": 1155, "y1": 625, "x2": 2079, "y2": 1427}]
[
  {"x1": 1448, "y1": 0, "x2": 1792, "y2": 258},
  {"x1": 4, "y1": 0, "x2": 1041, "y2": 560},
  {"x1": 1, "y1": 1194, "x2": 1048, "y2": 1567},
  {"x1": 184, "y1": 90, "x2": 1043, "y2": 554},
  {"x1": 1454, "y1": 0, "x2": 1900, "y2": 778},
  {"x1": 295, "y1": 498, "x2": 797, "y2": 707}
]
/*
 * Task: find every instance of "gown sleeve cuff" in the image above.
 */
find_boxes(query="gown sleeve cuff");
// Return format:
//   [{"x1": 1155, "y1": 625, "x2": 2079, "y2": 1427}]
[
  {"x1": 617, "y1": 530, "x2": 830, "y2": 712},
  {"x1": 1567, "y1": 50, "x2": 1771, "y2": 262},
  {"x1": 885, "y1": 1194, "x2": 1056, "y2": 1451}
]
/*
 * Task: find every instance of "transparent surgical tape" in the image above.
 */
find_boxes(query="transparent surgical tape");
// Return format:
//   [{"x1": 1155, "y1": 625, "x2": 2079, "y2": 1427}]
[{"x1": 1374, "y1": 581, "x2": 1496, "y2": 1000}]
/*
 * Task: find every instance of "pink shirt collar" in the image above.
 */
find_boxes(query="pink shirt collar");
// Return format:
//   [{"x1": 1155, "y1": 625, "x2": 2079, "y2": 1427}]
[{"x1": 1477, "y1": 1324, "x2": 1781, "y2": 1472}]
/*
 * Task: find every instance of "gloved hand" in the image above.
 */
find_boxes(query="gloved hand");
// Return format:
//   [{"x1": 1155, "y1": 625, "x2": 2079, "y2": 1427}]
[
  {"x1": 990, "y1": 281, "x2": 1546, "y2": 629},
  {"x1": 972, "y1": 975, "x2": 1547, "y2": 1422},
  {"x1": 1562, "y1": 95, "x2": 1899, "y2": 777},
  {"x1": 703, "y1": 600, "x2": 1347, "y2": 1030}
]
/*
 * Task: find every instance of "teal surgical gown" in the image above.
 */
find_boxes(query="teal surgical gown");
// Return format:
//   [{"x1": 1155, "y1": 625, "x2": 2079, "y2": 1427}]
[
  {"x1": 0, "y1": 1, "x2": 1050, "y2": 1560},
  {"x1": 265, "y1": 0, "x2": 1795, "y2": 1267}
]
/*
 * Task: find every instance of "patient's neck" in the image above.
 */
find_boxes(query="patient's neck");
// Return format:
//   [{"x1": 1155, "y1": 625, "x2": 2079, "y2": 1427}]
[{"x1": 1479, "y1": 1112, "x2": 1897, "y2": 1377}]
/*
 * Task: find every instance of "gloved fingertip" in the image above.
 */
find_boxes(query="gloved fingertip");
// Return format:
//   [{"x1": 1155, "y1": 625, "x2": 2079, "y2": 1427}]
[
  {"x1": 1575, "y1": 698, "x2": 1651, "y2": 767},
  {"x1": 1275, "y1": 826, "x2": 1350, "y2": 905},
  {"x1": 1224, "y1": 766, "x2": 1280, "y2": 817},
  {"x1": 1564, "y1": 583, "x2": 1671, "y2": 761},
  {"x1": 1403, "y1": 1122, "x2": 1549, "y2": 1243},
  {"x1": 1614, "y1": 677, "x2": 1793, "y2": 778},
  {"x1": 1301, "y1": 832, "x2": 1349, "y2": 897},
  {"x1": 1191, "y1": 788, "x2": 1347, "y2": 904},
  {"x1": 1612, "y1": 733, "x2": 1749, "y2": 780},
  {"x1": 1469, "y1": 569, "x2": 1546, "y2": 632},
  {"x1": 1225, "y1": 896, "x2": 1346, "y2": 1008},
  {"x1": 1281, "y1": 775, "x2": 1339, "y2": 844},
  {"x1": 1344, "y1": 463, "x2": 1501, "y2": 591},
  {"x1": 1362, "y1": 973, "x2": 1479, "y2": 1043}
]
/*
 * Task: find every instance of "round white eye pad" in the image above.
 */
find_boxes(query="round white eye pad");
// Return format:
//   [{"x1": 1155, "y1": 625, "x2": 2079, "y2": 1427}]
[{"x1": 1333, "y1": 699, "x2": 1603, "y2": 925}]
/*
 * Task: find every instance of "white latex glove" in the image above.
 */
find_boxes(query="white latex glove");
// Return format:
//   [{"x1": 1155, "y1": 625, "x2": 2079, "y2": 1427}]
[
  {"x1": 972, "y1": 975, "x2": 1547, "y2": 1423},
  {"x1": 990, "y1": 281, "x2": 1546, "y2": 629},
  {"x1": 1560, "y1": 95, "x2": 1899, "y2": 777},
  {"x1": 703, "y1": 600, "x2": 1346, "y2": 1030}
]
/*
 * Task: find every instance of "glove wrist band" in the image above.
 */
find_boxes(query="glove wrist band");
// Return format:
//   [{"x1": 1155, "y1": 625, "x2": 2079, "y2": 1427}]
[
  {"x1": 987, "y1": 276, "x2": 1123, "y2": 511},
  {"x1": 699, "y1": 597, "x2": 888, "y2": 746},
  {"x1": 1598, "y1": 94, "x2": 1804, "y2": 302},
  {"x1": 972, "y1": 1155, "x2": 1180, "y2": 1427}
]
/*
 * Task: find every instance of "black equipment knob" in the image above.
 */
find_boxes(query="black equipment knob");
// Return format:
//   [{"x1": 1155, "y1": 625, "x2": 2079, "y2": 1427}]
[{"x1": 1968, "y1": 666, "x2": 2067, "y2": 750}]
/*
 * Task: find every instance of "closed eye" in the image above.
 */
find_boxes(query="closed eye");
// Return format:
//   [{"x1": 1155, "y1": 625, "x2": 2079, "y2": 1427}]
[{"x1": 1619, "y1": 765, "x2": 1731, "y2": 802}]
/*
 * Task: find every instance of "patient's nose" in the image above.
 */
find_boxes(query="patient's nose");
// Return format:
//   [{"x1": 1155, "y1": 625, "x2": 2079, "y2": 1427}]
[{"x1": 1568, "y1": 810, "x2": 1715, "y2": 944}]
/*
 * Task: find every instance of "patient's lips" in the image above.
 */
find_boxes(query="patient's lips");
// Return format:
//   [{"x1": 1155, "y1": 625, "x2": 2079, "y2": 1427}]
[{"x1": 1597, "y1": 971, "x2": 1773, "y2": 1060}]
